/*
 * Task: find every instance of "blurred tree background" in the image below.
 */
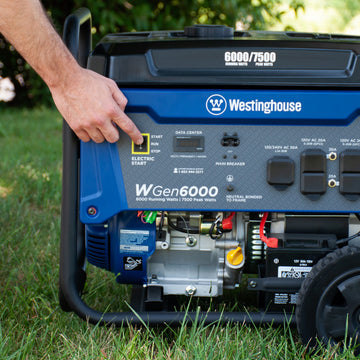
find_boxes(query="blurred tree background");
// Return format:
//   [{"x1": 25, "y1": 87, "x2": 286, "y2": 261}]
[
  {"x1": 0, "y1": 0, "x2": 305, "y2": 108},
  {"x1": 3, "y1": 0, "x2": 360, "y2": 108},
  {"x1": 271, "y1": 0, "x2": 360, "y2": 34}
]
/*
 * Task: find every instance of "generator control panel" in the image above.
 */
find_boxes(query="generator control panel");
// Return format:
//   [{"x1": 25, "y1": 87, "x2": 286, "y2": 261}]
[{"x1": 80, "y1": 28, "x2": 360, "y2": 224}]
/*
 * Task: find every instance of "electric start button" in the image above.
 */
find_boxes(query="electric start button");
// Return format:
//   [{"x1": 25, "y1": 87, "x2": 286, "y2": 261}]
[{"x1": 132, "y1": 134, "x2": 150, "y2": 155}]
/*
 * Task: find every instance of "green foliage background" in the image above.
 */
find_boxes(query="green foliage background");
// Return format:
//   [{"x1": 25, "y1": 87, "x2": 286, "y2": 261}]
[{"x1": 0, "y1": 0, "x2": 303, "y2": 108}]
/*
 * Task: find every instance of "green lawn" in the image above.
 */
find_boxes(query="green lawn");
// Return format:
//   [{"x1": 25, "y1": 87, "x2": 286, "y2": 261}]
[{"x1": 0, "y1": 108, "x2": 358, "y2": 359}]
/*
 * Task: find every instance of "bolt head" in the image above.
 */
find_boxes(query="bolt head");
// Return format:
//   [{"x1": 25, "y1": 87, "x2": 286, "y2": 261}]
[
  {"x1": 87, "y1": 207, "x2": 97, "y2": 216},
  {"x1": 249, "y1": 281, "x2": 257, "y2": 288},
  {"x1": 227, "y1": 184, "x2": 234, "y2": 192},
  {"x1": 185, "y1": 285, "x2": 197, "y2": 296},
  {"x1": 185, "y1": 236, "x2": 197, "y2": 247}
]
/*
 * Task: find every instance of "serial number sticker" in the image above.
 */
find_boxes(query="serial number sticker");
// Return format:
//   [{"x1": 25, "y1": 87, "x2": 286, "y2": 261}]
[{"x1": 224, "y1": 51, "x2": 277, "y2": 67}]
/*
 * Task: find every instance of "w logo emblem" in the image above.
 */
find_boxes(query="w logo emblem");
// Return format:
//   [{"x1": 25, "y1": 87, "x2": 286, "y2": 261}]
[
  {"x1": 206, "y1": 94, "x2": 227, "y2": 115},
  {"x1": 210, "y1": 98, "x2": 223, "y2": 110}
]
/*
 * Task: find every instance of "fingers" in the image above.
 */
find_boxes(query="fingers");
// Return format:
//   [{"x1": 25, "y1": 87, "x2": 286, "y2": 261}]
[
  {"x1": 110, "y1": 82, "x2": 143, "y2": 145},
  {"x1": 82, "y1": 78, "x2": 142, "y2": 144},
  {"x1": 112, "y1": 111, "x2": 143, "y2": 145},
  {"x1": 110, "y1": 81, "x2": 128, "y2": 109},
  {"x1": 70, "y1": 116, "x2": 108, "y2": 143},
  {"x1": 76, "y1": 105, "x2": 141, "y2": 145},
  {"x1": 98, "y1": 121, "x2": 119, "y2": 143},
  {"x1": 81, "y1": 118, "x2": 116, "y2": 144},
  {"x1": 53, "y1": 68, "x2": 143, "y2": 144},
  {"x1": 86, "y1": 128, "x2": 106, "y2": 144},
  {"x1": 75, "y1": 129, "x2": 91, "y2": 142}
]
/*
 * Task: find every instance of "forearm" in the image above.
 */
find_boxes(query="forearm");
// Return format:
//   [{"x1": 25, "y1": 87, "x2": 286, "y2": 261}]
[
  {"x1": 0, "y1": 0, "x2": 79, "y2": 88},
  {"x1": 0, "y1": 0, "x2": 143, "y2": 144}
]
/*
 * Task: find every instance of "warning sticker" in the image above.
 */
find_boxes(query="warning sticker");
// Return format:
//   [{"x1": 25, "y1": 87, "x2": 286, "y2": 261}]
[
  {"x1": 277, "y1": 266, "x2": 312, "y2": 279},
  {"x1": 124, "y1": 256, "x2": 143, "y2": 271}
]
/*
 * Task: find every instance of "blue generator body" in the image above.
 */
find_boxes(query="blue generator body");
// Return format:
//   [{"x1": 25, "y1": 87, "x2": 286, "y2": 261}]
[{"x1": 60, "y1": 9, "x2": 360, "y2": 348}]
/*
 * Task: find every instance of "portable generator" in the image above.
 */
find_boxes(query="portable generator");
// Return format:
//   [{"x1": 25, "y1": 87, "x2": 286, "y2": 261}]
[{"x1": 60, "y1": 9, "x2": 360, "y2": 348}]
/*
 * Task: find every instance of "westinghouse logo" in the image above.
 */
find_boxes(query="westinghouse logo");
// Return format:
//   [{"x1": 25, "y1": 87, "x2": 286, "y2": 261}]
[
  {"x1": 206, "y1": 94, "x2": 227, "y2": 116},
  {"x1": 206, "y1": 94, "x2": 302, "y2": 116}
]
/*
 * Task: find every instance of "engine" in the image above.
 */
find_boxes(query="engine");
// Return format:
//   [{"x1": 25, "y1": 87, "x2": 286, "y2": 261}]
[{"x1": 85, "y1": 211, "x2": 360, "y2": 311}]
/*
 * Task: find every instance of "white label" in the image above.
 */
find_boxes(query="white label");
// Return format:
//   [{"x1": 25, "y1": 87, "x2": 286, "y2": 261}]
[
  {"x1": 120, "y1": 245, "x2": 149, "y2": 252},
  {"x1": 120, "y1": 230, "x2": 150, "y2": 252},
  {"x1": 278, "y1": 266, "x2": 312, "y2": 279},
  {"x1": 224, "y1": 51, "x2": 277, "y2": 67}
]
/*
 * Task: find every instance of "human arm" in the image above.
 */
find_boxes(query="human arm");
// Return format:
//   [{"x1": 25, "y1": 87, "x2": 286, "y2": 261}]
[{"x1": 0, "y1": 0, "x2": 143, "y2": 144}]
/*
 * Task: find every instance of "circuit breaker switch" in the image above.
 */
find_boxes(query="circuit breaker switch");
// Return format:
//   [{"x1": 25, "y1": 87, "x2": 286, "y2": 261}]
[
  {"x1": 227, "y1": 247, "x2": 244, "y2": 266},
  {"x1": 221, "y1": 133, "x2": 240, "y2": 147}
]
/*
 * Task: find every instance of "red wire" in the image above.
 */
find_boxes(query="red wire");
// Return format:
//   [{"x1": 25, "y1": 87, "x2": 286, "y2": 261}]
[
  {"x1": 137, "y1": 211, "x2": 147, "y2": 224},
  {"x1": 259, "y1": 212, "x2": 278, "y2": 248},
  {"x1": 222, "y1": 212, "x2": 236, "y2": 230}
]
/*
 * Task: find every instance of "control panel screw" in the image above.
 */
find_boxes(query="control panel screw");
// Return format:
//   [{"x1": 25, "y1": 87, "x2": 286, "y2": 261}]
[
  {"x1": 249, "y1": 280, "x2": 257, "y2": 288},
  {"x1": 185, "y1": 285, "x2": 197, "y2": 296},
  {"x1": 227, "y1": 185, "x2": 234, "y2": 192},
  {"x1": 87, "y1": 206, "x2": 97, "y2": 216},
  {"x1": 186, "y1": 236, "x2": 197, "y2": 247}
]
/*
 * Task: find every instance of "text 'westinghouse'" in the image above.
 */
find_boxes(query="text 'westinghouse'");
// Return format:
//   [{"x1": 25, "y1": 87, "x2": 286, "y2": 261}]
[{"x1": 229, "y1": 99, "x2": 302, "y2": 114}]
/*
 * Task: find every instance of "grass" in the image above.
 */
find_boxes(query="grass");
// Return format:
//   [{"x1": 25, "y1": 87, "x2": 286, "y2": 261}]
[{"x1": 0, "y1": 108, "x2": 359, "y2": 359}]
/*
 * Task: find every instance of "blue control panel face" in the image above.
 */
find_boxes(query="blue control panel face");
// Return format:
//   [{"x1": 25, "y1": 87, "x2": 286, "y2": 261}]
[{"x1": 80, "y1": 89, "x2": 360, "y2": 224}]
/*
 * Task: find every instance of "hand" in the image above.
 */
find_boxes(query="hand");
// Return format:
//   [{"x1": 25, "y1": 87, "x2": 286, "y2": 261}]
[{"x1": 50, "y1": 67, "x2": 143, "y2": 144}]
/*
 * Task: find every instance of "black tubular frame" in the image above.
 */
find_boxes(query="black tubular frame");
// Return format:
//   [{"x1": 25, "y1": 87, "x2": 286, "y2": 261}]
[{"x1": 59, "y1": 8, "x2": 295, "y2": 327}]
